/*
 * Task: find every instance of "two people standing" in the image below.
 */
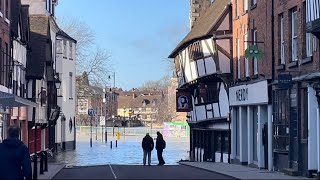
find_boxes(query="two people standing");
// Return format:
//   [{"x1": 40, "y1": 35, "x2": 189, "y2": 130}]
[{"x1": 141, "y1": 131, "x2": 166, "y2": 166}]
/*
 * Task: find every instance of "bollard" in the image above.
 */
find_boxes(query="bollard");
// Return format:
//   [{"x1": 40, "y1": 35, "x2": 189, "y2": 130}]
[
  {"x1": 39, "y1": 152, "x2": 44, "y2": 174},
  {"x1": 110, "y1": 141, "x2": 112, "y2": 149},
  {"x1": 116, "y1": 140, "x2": 117, "y2": 147},
  {"x1": 44, "y1": 151, "x2": 48, "y2": 172},
  {"x1": 33, "y1": 154, "x2": 38, "y2": 180}
]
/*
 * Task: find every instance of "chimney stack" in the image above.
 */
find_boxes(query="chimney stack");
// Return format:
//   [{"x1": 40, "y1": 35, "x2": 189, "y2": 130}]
[{"x1": 189, "y1": 0, "x2": 212, "y2": 29}]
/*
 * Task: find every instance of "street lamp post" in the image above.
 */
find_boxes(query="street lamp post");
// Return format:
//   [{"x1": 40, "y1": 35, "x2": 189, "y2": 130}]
[{"x1": 123, "y1": 109, "x2": 126, "y2": 135}]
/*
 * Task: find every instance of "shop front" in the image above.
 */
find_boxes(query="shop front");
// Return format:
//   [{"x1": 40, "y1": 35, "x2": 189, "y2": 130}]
[{"x1": 230, "y1": 80, "x2": 273, "y2": 170}]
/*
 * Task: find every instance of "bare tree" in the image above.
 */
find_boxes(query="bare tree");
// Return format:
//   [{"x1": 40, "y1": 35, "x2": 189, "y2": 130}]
[
  {"x1": 139, "y1": 75, "x2": 171, "y2": 91},
  {"x1": 58, "y1": 16, "x2": 112, "y2": 85}
]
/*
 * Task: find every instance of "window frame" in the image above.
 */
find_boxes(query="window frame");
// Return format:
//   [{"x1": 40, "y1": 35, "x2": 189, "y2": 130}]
[
  {"x1": 253, "y1": 30, "x2": 258, "y2": 75},
  {"x1": 69, "y1": 72, "x2": 73, "y2": 99},
  {"x1": 237, "y1": 38, "x2": 241, "y2": 79},
  {"x1": 244, "y1": 33, "x2": 249, "y2": 77},
  {"x1": 279, "y1": 14, "x2": 285, "y2": 65},
  {"x1": 291, "y1": 9, "x2": 298, "y2": 62}
]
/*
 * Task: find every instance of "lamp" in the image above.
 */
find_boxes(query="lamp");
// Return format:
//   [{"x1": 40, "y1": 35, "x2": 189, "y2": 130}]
[{"x1": 54, "y1": 74, "x2": 61, "y2": 89}]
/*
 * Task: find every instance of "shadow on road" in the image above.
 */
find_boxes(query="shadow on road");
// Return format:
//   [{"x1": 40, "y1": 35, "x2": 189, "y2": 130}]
[{"x1": 53, "y1": 164, "x2": 236, "y2": 180}]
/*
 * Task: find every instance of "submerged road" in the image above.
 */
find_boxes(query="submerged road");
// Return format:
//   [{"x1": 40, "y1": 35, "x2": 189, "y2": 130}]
[{"x1": 53, "y1": 164, "x2": 236, "y2": 180}]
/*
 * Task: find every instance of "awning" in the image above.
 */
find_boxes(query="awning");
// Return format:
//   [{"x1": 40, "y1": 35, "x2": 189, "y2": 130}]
[{"x1": 0, "y1": 91, "x2": 37, "y2": 108}]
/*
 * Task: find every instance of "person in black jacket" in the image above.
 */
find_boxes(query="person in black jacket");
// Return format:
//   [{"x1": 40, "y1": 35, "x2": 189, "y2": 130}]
[
  {"x1": 156, "y1": 131, "x2": 166, "y2": 165},
  {"x1": 142, "y1": 133, "x2": 154, "y2": 166},
  {"x1": 0, "y1": 126, "x2": 32, "y2": 180}
]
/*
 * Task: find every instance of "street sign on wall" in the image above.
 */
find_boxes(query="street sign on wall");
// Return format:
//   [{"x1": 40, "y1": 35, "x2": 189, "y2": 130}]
[{"x1": 278, "y1": 74, "x2": 292, "y2": 89}]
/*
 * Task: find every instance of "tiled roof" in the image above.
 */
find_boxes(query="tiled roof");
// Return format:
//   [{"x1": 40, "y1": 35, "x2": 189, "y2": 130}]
[
  {"x1": 168, "y1": 0, "x2": 230, "y2": 58},
  {"x1": 57, "y1": 29, "x2": 77, "y2": 43},
  {"x1": 118, "y1": 93, "x2": 165, "y2": 109},
  {"x1": 26, "y1": 15, "x2": 50, "y2": 79}
]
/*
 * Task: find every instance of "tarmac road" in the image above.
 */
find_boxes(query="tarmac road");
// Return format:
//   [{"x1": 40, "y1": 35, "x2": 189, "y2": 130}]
[{"x1": 53, "y1": 164, "x2": 236, "y2": 180}]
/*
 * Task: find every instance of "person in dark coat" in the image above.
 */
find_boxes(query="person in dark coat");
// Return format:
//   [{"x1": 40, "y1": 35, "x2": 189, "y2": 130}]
[
  {"x1": 142, "y1": 133, "x2": 154, "y2": 166},
  {"x1": 156, "y1": 131, "x2": 166, "y2": 165},
  {"x1": 0, "y1": 126, "x2": 32, "y2": 180}
]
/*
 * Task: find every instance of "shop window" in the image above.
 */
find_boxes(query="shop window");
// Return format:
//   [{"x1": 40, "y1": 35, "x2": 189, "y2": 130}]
[{"x1": 273, "y1": 90, "x2": 290, "y2": 152}]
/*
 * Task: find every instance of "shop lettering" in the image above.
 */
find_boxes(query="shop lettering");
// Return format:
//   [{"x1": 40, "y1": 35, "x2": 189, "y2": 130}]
[{"x1": 236, "y1": 88, "x2": 248, "y2": 101}]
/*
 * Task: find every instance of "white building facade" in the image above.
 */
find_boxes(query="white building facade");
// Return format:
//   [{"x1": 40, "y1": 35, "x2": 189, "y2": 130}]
[{"x1": 55, "y1": 31, "x2": 77, "y2": 151}]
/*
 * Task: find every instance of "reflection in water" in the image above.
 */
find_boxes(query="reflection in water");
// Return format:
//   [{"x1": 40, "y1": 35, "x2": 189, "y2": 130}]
[{"x1": 52, "y1": 135, "x2": 189, "y2": 166}]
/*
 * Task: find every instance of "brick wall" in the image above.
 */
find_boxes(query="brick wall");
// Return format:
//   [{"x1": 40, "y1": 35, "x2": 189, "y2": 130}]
[
  {"x1": 274, "y1": 0, "x2": 320, "y2": 79},
  {"x1": 232, "y1": 0, "x2": 273, "y2": 82}
]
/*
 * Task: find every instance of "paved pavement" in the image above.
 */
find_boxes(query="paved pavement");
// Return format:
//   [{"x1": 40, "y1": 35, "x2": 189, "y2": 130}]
[
  {"x1": 179, "y1": 162, "x2": 312, "y2": 180},
  {"x1": 53, "y1": 164, "x2": 236, "y2": 179},
  {"x1": 32, "y1": 163, "x2": 65, "y2": 180}
]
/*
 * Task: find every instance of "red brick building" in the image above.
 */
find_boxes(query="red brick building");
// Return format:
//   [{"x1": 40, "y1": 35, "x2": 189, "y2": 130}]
[
  {"x1": 230, "y1": 0, "x2": 274, "y2": 171},
  {"x1": 272, "y1": 0, "x2": 320, "y2": 177}
]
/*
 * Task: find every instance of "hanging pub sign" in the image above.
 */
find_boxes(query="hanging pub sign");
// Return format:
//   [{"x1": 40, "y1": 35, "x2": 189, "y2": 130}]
[
  {"x1": 176, "y1": 89, "x2": 192, "y2": 112},
  {"x1": 245, "y1": 45, "x2": 263, "y2": 59},
  {"x1": 278, "y1": 74, "x2": 292, "y2": 89}
]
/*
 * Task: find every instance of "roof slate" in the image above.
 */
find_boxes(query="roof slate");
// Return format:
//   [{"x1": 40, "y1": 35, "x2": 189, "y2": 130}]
[
  {"x1": 168, "y1": 0, "x2": 230, "y2": 58},
  {"x1": 26, "y1": 15, "x2": 50, "y2": 79}
]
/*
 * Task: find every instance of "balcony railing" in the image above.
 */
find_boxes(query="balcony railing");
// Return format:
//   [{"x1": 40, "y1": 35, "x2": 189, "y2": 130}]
[{"x1": 306, "y1": 0, "x2": 320, "y2": 38}]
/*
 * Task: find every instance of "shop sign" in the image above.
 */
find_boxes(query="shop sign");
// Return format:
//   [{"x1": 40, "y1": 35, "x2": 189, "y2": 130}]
[
  {"x1": 278, "y1": 74, "x2": 292, "y2": 89},
  {"x1": 230, "y1": 80, "x2": 268, "y2": 106}
]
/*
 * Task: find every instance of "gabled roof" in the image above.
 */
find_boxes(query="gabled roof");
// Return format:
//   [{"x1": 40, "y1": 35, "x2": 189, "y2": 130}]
[
  {"x1": 26, "y1": 15, "x2": 51, "y2": 79},
  {"x1": 168, "y1": 0, "x2": 231, "y2": 58},
  {"x1": 57, "y1": 29, "x2": 77, "y2": 43}
]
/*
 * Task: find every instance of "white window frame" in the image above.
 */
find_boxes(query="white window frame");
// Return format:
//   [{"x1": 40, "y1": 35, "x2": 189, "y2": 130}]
[
  {"x1": 253, "y1": 30, "x2": 258, "y2": 75},
  {"x1": 244, "y1": 33, "x2": 249, "y2": 77},
  {"x1": 69, "y1": 42, "x2": 73, "y2": 59},
  {"x1": 236, "y1": 0, "x2": 240, "y2": 17},
  {"x1": 63, "y1": 40, "x2": 67, "y2": 58},
  {"x1": 252, "y1": 0, "x2": 257, "y2": 6},
  {"x1": 306, "y1": 33, "x2": 317, "y2": 57},
  {"x1": 69, "y1": 72, "x2": 73, "y2": 99},
  {"x1": 280, "y1": 15, "x2": 285, "y2": 64},
  {"x1": 237, "y1": 38, "x2": 241, "y2": 79},
  {"x1": 244, "y1": 0, "x2": 248, "y2": 12},
  {"x1": 291, "y1": 10, "x2": 298, "y2": 62}
]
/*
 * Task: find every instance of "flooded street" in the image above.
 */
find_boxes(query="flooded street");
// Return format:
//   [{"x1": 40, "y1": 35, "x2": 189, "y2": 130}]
[{"x1": 51, "y1": 134, "x2": 190, "y2": 166}]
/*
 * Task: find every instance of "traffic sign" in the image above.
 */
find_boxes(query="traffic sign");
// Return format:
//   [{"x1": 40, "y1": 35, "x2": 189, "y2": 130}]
[
  {"x1": 99, "y1": 116, "x2": 106, "y2": 126},
  {"x1": 88, "y1": 108, "x2": 95, "y2": 117}
]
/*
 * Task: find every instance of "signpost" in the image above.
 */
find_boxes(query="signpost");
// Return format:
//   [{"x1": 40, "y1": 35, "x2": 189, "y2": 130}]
[
  {"x1": 100, "y1": 116, "x2": 106, "y2": 142},
  {"x1": 88, "y1": 108, "x2": 94, "y2": 147}
]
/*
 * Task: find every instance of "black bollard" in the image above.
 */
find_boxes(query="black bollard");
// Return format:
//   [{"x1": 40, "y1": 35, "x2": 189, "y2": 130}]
[
  {"x1": 44, "y1": 151, "x2": 48, "y2": 172},
  {"x1": 39, "y1": 152, "x2": 44, "y2": 174},
  {"x1": 33, "y1": 154, "x2": 37, "y2": 180},
  {"x1": 116, "y1": 140, "x2": 117, "y2": 147},
  {"x1": 110, "y1": 141, "x2": 112, "y2": 149}
]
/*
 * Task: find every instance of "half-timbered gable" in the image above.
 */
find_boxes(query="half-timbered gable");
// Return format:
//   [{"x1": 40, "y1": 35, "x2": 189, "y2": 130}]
[{"x1": 169, "y1": 0, "x2": 232, "y2": 163}]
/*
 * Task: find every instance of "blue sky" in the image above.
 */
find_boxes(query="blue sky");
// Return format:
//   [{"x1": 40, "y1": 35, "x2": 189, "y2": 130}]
[{"x1": 57, "y1": 0, "x2": 190, "y2": 90}]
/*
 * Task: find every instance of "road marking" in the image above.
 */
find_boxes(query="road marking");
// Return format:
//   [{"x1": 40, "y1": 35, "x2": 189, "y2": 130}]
[{"x1": 109, "y1": 164, "x2": 117, "y2": 180}]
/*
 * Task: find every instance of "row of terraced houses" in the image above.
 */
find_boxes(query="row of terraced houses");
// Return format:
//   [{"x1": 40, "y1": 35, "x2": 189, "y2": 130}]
[
  {"x1": 0, "y1": 0, "x2": 77, "y2": 173},
  {"x1": 170, "y1": 0, "x2": 320, "y2": 177}
]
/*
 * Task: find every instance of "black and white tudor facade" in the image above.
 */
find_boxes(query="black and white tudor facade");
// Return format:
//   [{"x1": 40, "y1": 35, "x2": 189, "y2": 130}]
[{"x1": 169, "y1": 0, "x2": 232, "y2": 163}]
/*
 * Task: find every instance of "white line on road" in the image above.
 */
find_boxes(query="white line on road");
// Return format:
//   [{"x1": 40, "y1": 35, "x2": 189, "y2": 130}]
[{"x1": 109, "y1": 164, "x2": 117, "y2": 180}]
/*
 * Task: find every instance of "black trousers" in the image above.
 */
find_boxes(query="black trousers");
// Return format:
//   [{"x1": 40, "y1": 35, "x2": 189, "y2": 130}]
[{"x1": 157, "y1": 149, "x2": 165, "y2": 165}]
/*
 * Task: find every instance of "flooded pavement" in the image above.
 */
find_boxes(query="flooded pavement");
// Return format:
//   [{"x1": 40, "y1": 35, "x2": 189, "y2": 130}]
[{"x1": 51, "y1": 135, "x2": 190, "y2": 166}]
